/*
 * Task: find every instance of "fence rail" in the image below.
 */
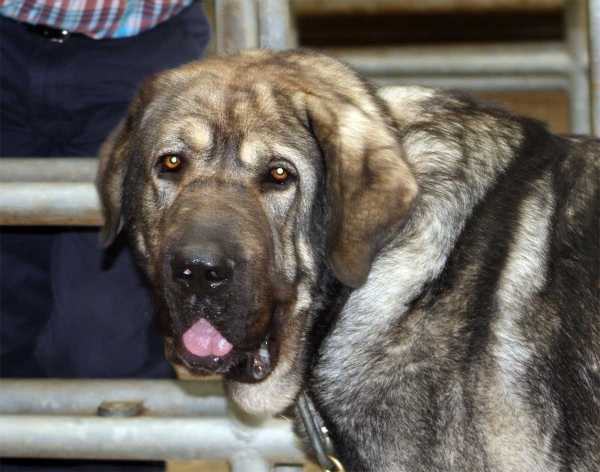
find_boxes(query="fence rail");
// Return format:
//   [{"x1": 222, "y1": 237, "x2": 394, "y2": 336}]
[{"x1": 0, "y1": 380, "x2": 307, "y2": 472}]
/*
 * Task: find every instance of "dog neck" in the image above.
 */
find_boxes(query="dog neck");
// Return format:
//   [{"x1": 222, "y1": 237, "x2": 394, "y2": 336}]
[{"x1": 310, "y1": 86, "x2": 524, "y2": 422}]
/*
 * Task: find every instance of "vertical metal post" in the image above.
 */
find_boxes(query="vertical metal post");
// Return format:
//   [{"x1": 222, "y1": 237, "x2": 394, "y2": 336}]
[
  {"x1": 258, "y1": 0, "x2": 294, "y2": 50},
  {"x1": 230, "y1": 452, "x2": 272, "y2": 472},
  {"x1": 215, "y1": 0, "x2": 259, "y2": 53},
  {"x1": 566, "y1": 0, "x2": 592, "y2": 134},
  {"x1": 590, "y1": 0, "x2": 600, "y2": 136}
]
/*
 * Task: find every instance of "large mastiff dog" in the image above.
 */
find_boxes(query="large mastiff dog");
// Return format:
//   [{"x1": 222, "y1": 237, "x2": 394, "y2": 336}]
[{"x1": 97, "y1": 50, "x2": 599, "y2": 471}]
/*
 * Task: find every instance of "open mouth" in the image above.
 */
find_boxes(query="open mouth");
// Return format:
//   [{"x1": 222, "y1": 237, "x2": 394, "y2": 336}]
[{"x1": 172, "y1": 317, "x2": 273, "y2": 382}]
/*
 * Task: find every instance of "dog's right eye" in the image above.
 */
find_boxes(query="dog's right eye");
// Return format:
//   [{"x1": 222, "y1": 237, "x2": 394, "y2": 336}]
[
  {"x1": 157, "y1": 155, "x2": 182, "y2": 173},
  {"x1": 261, "y1": 160, "x2": 297, "y2": 191},
  {"x1": 270, "y1": 167, "x2": 289, "y2": 182}
]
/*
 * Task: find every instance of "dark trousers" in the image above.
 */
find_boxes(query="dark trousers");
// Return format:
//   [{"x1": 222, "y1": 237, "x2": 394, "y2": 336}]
[{"x1": 0, "y1": 4, "x2": 210, "y2": 470}]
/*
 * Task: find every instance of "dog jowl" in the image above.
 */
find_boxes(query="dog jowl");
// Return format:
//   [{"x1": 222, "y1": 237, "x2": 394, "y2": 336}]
[{"x1": 98, "y1": 50, "x2": 599, "y2": 470}]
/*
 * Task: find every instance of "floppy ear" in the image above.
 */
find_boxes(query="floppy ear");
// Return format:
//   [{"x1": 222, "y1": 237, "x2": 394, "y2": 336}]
[
  {"x1": 96, "y1": 120, "x2": 129, "y2": 248},
  {"x1": 96, "y1": 79, "x2": 154, "y2": 247},
  {"x1": 307, "y1": 95, "x2": 419, "y2": 288}
]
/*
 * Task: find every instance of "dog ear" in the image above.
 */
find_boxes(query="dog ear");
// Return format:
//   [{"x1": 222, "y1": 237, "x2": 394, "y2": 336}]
[
  {"x1": 96, "y1": 120, "x2": 129, "y2": 248},
  {"x1": 307, "y1": 96, "x2": 418, "y2": 288},
  {"x1": 96, "y1": 92, "x2": 148, "y2": 248},
  {"x1": 96, "y1": 78, "x2": 155, "y2": 247}
]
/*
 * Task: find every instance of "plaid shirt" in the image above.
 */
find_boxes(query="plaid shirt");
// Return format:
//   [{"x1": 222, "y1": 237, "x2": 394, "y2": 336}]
[{"x1": 0, "y1": 0, "x2": 195, "y2": 39}]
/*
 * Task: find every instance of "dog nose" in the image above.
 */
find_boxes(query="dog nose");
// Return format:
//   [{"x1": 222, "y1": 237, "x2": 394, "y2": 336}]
[{"x1": 171, "y1": 245, "x2": 234, "y2": 294}]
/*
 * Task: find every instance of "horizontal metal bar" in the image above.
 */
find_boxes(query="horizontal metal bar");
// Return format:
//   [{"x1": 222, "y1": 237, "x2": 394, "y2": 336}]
[
  {"x1": 0, "y1": 379, "x2": 226, "y2": 416},
  {"x1": 0, "y1": 158, "x2": 97, "y2": 182},
  {"x1": 0, "y1": 415, "x2": 306, "y2": 462},
  {"x1": 0, "y1": 182, "x2": 102, "y2": 225},
  {"x1": 373, "y1": 74, "x2": 570, "y2": 91},
  {"x1": 293, "y1": 0, "x2": 564, "y2": 15},
  {"x1": 332, "y1": 42, "x2": 578, "y2": 77}
]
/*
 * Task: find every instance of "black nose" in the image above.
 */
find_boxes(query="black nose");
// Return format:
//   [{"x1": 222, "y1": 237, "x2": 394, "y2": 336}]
[{"x1": 171, "y1": 244, "x2": 234, "y2": 294}]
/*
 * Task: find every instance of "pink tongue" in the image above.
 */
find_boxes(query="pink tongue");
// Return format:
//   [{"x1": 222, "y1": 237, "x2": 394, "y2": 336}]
[{"x1": 182, "y1": 318, "x2": 233, "y2": 357}]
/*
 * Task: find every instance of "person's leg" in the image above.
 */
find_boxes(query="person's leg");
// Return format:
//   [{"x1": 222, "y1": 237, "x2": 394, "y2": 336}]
[
  {"x1": 34, "y1": 2, "x2": 211, "y2": 379},
  {"x1": 0, "y1": 228, "x2": 56, "y2": 378},
  {"x1": 1, "y1": 5, "x2": 210, "y2": 470},
  {"x1": 0, "y1": 16, "x2": 60, "y2": 378}
]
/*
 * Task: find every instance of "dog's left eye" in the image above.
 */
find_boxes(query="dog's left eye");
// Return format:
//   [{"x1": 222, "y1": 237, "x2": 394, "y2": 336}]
[
  {"x1": 270, "y1": 167, "x2": 290, "y2": 183},
  {"x1": 157, "y1": 154, "x2": 183, "y2": 174},
  {"x1": 162, "y1": 155, "x2": 181, "y2": 171}
]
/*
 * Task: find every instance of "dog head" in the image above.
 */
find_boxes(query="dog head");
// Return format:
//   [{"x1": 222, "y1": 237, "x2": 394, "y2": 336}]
[{"x1": 97, "y1": 50, "x2": 418, "y2": 415}]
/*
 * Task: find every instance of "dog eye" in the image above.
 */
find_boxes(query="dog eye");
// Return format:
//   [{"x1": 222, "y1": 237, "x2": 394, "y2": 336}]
[
  {"x1": 270, "y1": 166, "x2": 290, "y2": 183},
  {"x1": 159, "y1": 155, "x2": 181, "y2": 172},
  {"x1": 163, "y1": 155, "x2": 181, "y2": 170}
]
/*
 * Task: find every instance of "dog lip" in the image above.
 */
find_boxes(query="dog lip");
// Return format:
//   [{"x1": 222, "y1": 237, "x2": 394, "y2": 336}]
[
  {"x1": 172, "y1": 332, "x2": 277, "y2": 381},
  {"x1": 168, "y1": 308, "x2": 280, "y2": 379},
  {"x1": 223, "y1": 334, "x2": 275, "y2": 383}
]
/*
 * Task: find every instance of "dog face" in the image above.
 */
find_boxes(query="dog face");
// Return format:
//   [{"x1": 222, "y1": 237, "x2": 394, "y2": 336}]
[{"x1": 97, "y1": 50, "x2": 418, "y2": 414}]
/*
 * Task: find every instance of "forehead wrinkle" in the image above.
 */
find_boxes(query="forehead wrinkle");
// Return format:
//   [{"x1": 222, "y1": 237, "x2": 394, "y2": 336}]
[
  {"x1": 142, "y1": 115, "x2": 211, "y2": 156},
  {"x1": 270, "y1": 145, "x2": 304, "y2": 163},
  {"x1": 178, "y1": 119, "x2": 212, "y2": 153},
  {"x1": 252, "y1": 82, "x2": 280, "y2": 115},
  {"x1": 239, "y1": 135, "x2": 269, "y2": 168}
]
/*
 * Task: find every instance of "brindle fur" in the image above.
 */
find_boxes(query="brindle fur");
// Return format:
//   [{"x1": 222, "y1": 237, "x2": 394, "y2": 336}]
[{"x1": 97, "y1": 50, "x2": 599, "y2": 471}]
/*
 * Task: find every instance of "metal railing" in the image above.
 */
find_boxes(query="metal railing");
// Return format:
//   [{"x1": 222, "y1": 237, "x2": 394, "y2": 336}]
[
  {"x1": 0, "y1": 159, "x2": 101, "y2": 225},
  {"x1": 213, "y1": 0, "x2": 594, "y2": 134},
  {"x1": 0, "y1": 380, "x2": 306, "y2": 471},
  {"x1": 565, "y1": 0, "x2": 592, "y2": 134},
  {"x1": 216, "y1": 0, "x2": 295, "y2": 52},
  {"x1": 332, "y1": 42, "x2": 575, "y2": 94},
  {"x1": 327, "y1": 0, "x2": 592, "y2": 134}
]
